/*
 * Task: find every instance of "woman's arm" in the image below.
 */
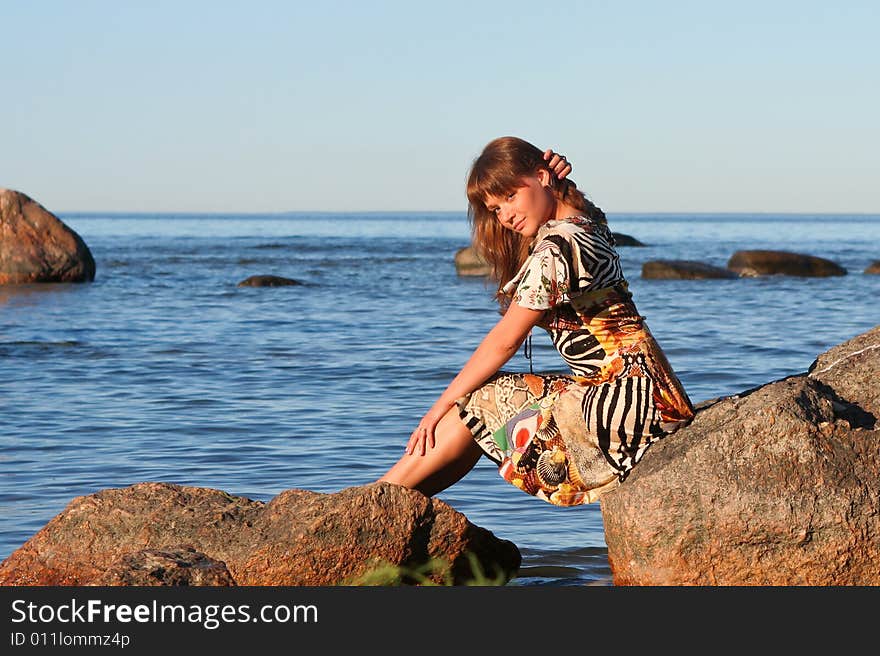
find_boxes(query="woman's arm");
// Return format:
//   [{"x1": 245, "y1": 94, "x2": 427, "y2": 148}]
[{"x1": 405, "y1": 303, "x2": 545, "y2": 455}]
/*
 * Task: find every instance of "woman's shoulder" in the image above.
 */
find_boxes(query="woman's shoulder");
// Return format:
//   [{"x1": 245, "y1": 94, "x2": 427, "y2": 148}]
[{"x1": 535, "y1": 215, "x2": 612, "y2": 246}]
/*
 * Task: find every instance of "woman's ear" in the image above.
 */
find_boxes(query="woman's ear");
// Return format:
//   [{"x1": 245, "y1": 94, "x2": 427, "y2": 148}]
[{"x1": 537, "y1": 168, "x2": 552, "y2": 187}]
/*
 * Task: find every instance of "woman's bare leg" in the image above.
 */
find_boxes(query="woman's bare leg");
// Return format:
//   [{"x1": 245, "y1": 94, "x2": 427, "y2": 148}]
[{"x1": 378, "y1": 406, "x2": 483, "y2": 497}]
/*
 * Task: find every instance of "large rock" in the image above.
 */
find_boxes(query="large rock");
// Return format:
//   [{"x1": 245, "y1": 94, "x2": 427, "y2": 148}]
[
  {"x1": 727, "y1": 249, "x2": 846, "y2": 277},
  {"x1": 642, "y1": 259, "x2": 738, "y2": 280},
  {"x1": 864, "y1": 261, "x2": 880, "y2": 275},
  {"x1": 600, "y1": 325, "x2": 880, "y2": 585},
  {"x1": 0, "y1": 189, "x2": 95, "y2": 283},
  {"x1": 0, "y1": 481, "x2": 520, "y2": 586}
]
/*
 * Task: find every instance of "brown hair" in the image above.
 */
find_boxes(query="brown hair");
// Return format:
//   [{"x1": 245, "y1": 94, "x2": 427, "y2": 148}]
[{"x1": 466, "y1": 136, "x2": 606, "y2": 303}]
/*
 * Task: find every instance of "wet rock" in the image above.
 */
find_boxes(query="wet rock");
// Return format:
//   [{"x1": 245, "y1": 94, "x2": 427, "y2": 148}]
[
  {"x1": 642, "y1": 260, "x2": 738, "y2": 280},
  {"x1": 864, "y1": 261, "x2": 880, "y2": 275},
  {"x1": 454, "y1": 246, "x2": 491, "y2": 276},
  {"x1": 600, "y1": 325, "x2": 880, "y2": 585},
  {"x1": 0, "y1": 482, "x2": 520, "y2": 586},
  {"x1": 0, "y1": 189, "x2": 96, "y2": 284},
  {"x1": 727, "y1": 249, "x2": 847, "y2": 277},
  {"x1": 237, "y1": 274, "x2": 302, "y2": 287}
]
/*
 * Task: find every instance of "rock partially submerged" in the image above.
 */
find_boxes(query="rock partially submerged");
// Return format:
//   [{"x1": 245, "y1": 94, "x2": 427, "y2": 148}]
[
  {"x1": 864, "y1": 261, "x2": 880, "y2": 275},
  {"x1": 237, "y1": 274, "x2": 302, "y2": 287},
  {"x1": 600, "y1": 325, "x2": 880, "y2": 585},
  {"x1": 727, "y1": 249, "x2": 847, "y2": 277},
  {"x1": 642, "y1": 259, "x2": 738, "y2": 280},
  {"x1": 454, "y1": 246, "x2": 491, "y2": 277},
  {"x1": 0, "y1": 481, "x2": 520, "y2": 586},
  {"x1": 611, "y1": 232, "x2": 645, "y2": 247},
  {"x1": 0, "y1": 189, "x2": 95, "y2": 284}
]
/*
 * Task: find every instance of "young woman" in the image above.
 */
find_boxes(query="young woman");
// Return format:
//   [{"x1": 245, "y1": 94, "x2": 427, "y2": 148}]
[{"x1": 379, "y1": 136, "x2": 694, "y2": 505}]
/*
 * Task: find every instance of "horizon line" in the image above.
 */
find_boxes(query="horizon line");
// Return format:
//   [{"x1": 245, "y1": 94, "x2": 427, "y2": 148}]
[{"x1": 56, "y1": 209, "x2": 880, "y2": 217}]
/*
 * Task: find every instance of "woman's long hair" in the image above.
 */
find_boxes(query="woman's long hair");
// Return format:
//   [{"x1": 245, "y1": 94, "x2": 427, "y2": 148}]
[{"x1": 466, "y1": 136, "x2": 606, "y2": 303}]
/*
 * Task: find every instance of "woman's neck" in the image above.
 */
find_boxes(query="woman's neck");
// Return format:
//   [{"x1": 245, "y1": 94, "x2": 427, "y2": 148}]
[{"x1": 552, "y1": 200, "x2": 583, "y2": 222}]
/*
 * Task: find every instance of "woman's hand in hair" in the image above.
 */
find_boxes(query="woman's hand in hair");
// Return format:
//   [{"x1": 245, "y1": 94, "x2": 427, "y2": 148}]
[{"x1": 543, "y1": 149, "x2": 572, "y2": 179}]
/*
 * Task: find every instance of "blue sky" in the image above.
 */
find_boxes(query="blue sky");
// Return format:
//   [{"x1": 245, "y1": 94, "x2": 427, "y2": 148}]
[{"x1": 3, "y1": 1, "x2": 877, "y2": 213}]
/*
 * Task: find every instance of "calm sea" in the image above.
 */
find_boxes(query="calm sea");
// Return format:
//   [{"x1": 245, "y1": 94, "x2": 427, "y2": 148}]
[{"x1": 1, "y1": 212, "x2": 878, "y2": 586}]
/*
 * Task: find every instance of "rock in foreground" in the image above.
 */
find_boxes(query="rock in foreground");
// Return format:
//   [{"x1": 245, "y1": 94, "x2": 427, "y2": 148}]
[
  {"x1": 0, "y1": 189, "x2": 96, "y2": 284},
  {"x1": 96, "y1": 546, "x2": 237, "y2": 586},
  {"x1": 0, "y1": 482, "x2": 520, "y2": 586},
  {"x1": 600, "y1": 325, "x2": 880, "y2": 585}
]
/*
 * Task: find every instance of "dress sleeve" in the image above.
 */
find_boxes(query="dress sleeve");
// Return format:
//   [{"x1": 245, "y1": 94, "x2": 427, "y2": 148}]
[{"x1": 510, "y1": 238, "x2": 572, "y2": 310}]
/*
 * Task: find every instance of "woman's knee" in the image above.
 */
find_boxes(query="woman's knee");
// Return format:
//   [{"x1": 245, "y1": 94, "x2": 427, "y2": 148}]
[{"x1": 379, "y1": 409, "x2": 481, "y2": 492}]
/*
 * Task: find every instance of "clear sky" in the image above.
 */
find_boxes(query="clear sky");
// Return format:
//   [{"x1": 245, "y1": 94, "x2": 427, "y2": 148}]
[{"x1": 3, "y1": 0, "x2": 878, "y2": 213}]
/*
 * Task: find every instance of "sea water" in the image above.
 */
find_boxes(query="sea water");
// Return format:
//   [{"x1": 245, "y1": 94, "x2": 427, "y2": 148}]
[{"x1": 1, "y1": 212, "x2": 878, "y2": 585}]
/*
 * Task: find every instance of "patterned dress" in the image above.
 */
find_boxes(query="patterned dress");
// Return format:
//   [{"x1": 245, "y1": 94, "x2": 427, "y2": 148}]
[{"x1": 457, "y1": 216, "x2": 694, "y2": 506}]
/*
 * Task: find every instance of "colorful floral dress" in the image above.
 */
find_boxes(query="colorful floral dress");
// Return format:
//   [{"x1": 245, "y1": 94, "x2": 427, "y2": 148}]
[{"x1": 457, "y1": 216, "x2": 694, "y2": 506}]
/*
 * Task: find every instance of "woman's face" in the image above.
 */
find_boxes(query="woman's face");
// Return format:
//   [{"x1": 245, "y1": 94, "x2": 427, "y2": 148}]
[{"x1": 484, "y1": 171, "x2": 555, "y2": 239}]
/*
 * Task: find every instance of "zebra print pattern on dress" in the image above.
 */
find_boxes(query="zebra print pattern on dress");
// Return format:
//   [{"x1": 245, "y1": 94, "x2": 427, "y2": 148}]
[
  {"x1": 462, "y1": 412, "x2": 498, "y2": 461},
  {"x1": 580, "y1": 374, "x2": 665, "y2": 477},
  {"x1": 549, "y1": 328, "x2": 605, "y2": 376},
  {"x1": 547, "y1": 223, "x2": 625, "y2": 294},
  {"x1": 540, "y1": 225, "x2": 627, "y2": 376}
]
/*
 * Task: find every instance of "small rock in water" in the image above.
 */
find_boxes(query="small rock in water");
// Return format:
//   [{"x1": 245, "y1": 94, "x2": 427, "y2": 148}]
[
  {"x1": 237, "y1": 274, "x2": 302, "y2": 287},
  {"x1": 454, "y1": 246, "x2": 491, "y2": 276},
  {"x1": 612, "y1": 232, "x2": 646, "y2": 247}
]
